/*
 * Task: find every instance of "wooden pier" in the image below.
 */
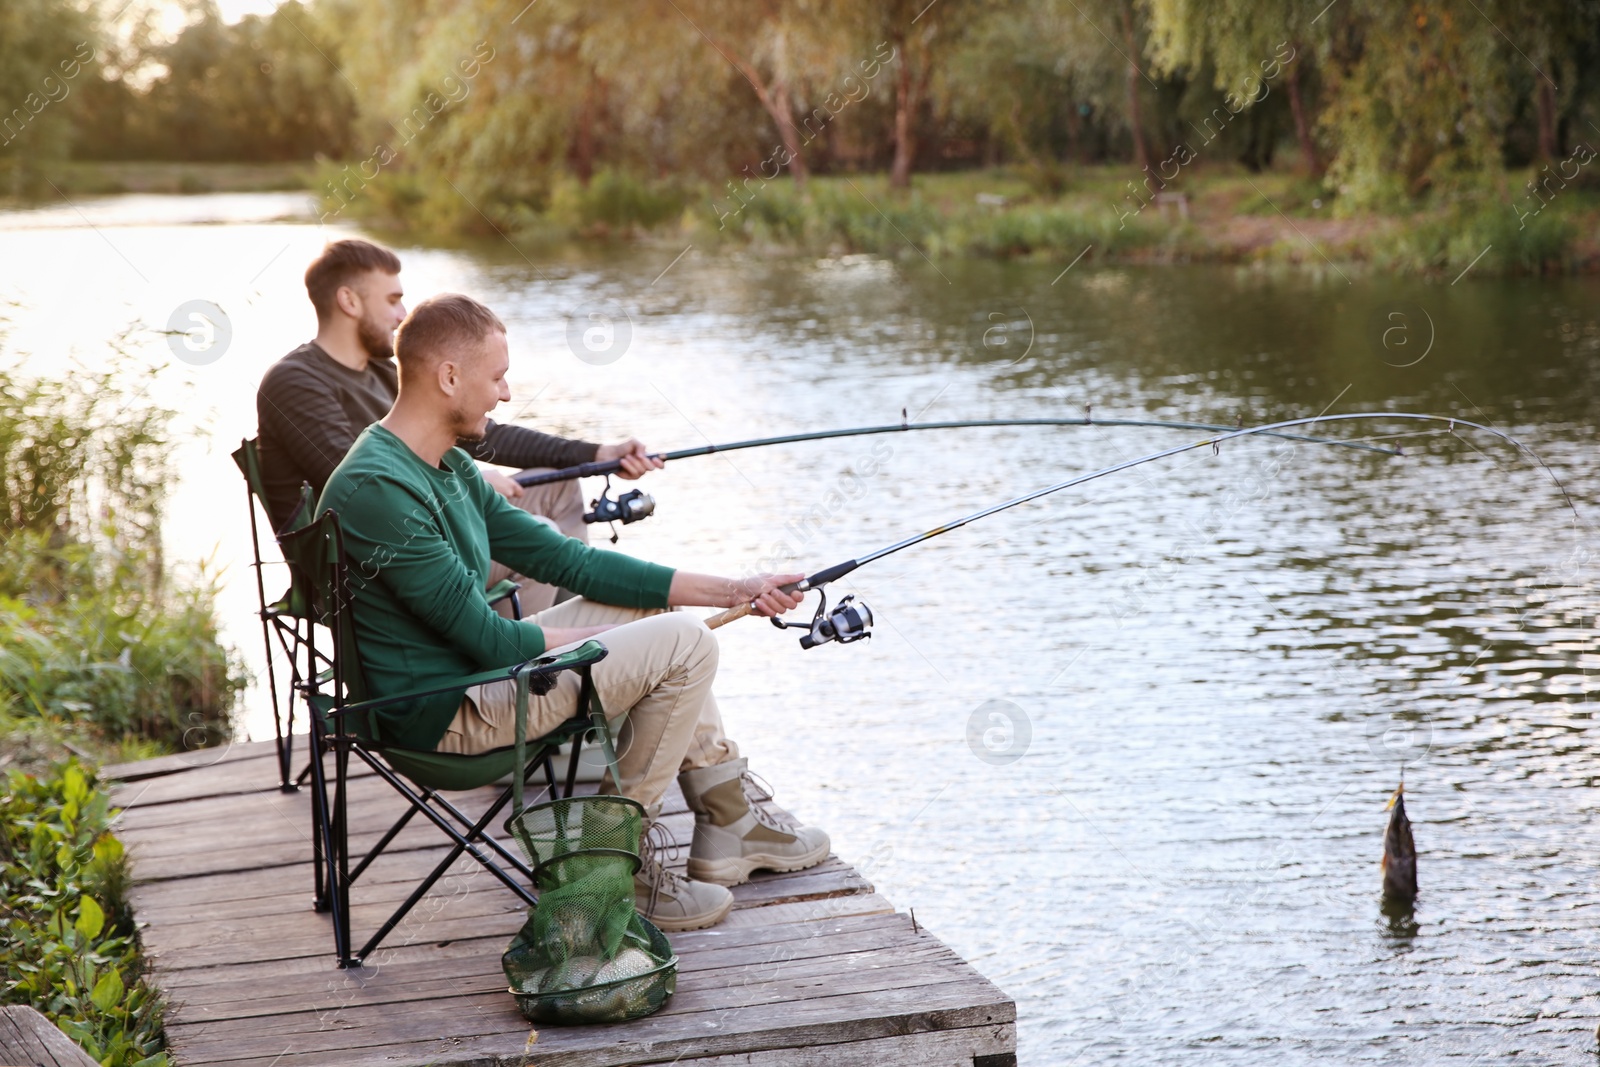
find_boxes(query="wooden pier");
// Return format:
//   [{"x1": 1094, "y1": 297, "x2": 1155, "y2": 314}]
[{"x1": 105, "y1": 739, "x2": 1015, "y2": 1067}]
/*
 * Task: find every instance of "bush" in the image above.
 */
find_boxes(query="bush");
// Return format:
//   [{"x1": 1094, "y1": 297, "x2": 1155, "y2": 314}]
[
  {"x1": 0, "y1": 356, "x2": 243, "y2": 755},
  {"x1": 1372, "y1": 202, "x2": 1575, "y2": 277},
  {"x1": 547, "y1": 168, "x2": 689, "y2": 234},
  {"x1": 0, "y1": 761, "x2": 169, "y2": 1067}
]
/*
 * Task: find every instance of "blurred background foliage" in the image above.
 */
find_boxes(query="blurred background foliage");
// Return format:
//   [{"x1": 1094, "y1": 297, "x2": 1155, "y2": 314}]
[{"x1": 5, "y1": 0, "x2": 1600, "y2": 241}]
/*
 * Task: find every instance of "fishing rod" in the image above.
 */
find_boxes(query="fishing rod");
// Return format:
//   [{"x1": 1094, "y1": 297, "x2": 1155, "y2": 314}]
[
  {"x1": 705, "y1": 411, "x2": 1579, "y2": 648},
  {"x1": 517, "y1": 413, "x2": 1399, "y2": 539}
]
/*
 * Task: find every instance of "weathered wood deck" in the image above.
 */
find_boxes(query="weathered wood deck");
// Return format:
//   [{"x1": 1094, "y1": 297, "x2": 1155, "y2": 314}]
[
  {"x1": 0, "y1": 1005, "x2": 100, "y2": 1067},
  {"x1": 105, "y1": 739, "x2": 1015, "y2": 1067}
]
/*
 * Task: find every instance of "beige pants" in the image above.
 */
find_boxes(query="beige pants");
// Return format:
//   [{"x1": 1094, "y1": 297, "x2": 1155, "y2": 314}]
[
  {"x1": 487, "y1": 470, "x2": 588, "y2": 617},
  {"x1": 435, "y1": 598, "x2": 739, "y2": 809}
]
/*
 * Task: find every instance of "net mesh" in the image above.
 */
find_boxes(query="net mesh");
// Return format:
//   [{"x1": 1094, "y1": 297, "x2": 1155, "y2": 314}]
[{"x1": 502, "y1": 795, "x2": 677, "y2": 1024}]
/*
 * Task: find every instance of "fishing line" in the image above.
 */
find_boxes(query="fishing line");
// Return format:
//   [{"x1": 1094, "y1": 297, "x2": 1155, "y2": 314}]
[
  {"x1": 515, "y1": 416, "x2": 1396, "y2": 488},
  {"x1": 707, "y1": 411, "x2": 1584, "y2": 648},
  {"x1": 520, "y1": 413, "x2": 1400, "y2": 540}
]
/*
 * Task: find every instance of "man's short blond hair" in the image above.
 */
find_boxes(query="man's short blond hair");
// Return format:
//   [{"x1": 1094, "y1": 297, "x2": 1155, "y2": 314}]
[{"x1": 394, "y1": 293, "x2": 506, "y2": 375}]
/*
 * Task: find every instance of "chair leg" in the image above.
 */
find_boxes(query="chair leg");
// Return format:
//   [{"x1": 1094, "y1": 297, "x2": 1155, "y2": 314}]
[
  {"x1": 263, "y1": 620, "x2": 294, "y2": 793},
  {"x1": 541, "y1": 749, "x2": 560, "y2": 801},
  {"x1": 350, "y1": 756, "x2": 538, "y2": 963},
  {"x1": 347, "y1": 797, "x2": 427, "y2": 886},
  {"x1": 307, "y1": 725, "x2": 329, "y2": 911},
  {"x1": 564, "y1": 731, "x2": 585, "y2": 798},
  {"x1": 306, "y1": 727, "x2": 335, "y2": 921},
  {"x1": 332, "y1": 739, "x2": 356, "y2": 968}
]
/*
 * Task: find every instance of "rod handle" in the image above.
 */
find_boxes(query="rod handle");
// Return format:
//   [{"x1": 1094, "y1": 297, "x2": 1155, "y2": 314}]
[{"x1": 703, "y1": 581, "x2": 802, "y2": 630}]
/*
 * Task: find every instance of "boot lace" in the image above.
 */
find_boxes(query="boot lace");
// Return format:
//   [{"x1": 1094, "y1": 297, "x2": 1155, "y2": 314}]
[
  {"x1": 741, "y1": 769, "x2": 799, "y2": 833},
  {"x1": 637, "y1": 820, "x2": 690, "y2": 917}
]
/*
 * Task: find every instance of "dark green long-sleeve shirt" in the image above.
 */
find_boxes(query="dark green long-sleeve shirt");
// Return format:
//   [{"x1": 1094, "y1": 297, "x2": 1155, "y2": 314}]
[
  {"x1": 318, "y1": 425, "x2": 674, "y2": 750},
  {"x1": 257, "y1": 342, "x2": 599, "y2": 531}
]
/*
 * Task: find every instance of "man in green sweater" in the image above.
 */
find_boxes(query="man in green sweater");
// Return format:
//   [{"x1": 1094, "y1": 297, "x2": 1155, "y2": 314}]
[
  {"x1": 318, "y1": 293, "x2": 830, "y2": 932},
  {"x1": 257, "y1": 238, "x2": 660, "y2": 613}
]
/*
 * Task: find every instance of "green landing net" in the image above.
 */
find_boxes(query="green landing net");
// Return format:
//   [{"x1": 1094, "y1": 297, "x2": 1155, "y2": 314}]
[
  {"x1": 501, "y1": 676, "x2": 677, "y2": 1024},
  {"x1": 503, "y1": 795, "x2": 677, "y2": 1024}
]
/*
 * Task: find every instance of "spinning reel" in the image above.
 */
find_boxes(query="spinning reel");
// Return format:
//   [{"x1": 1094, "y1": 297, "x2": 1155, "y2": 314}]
[
  {"x1": 771, "y1": 589, "x2": 873, "y2": 650},
  {"x1": 583, "y1": 477, "x2": 656, "y2": 543}
]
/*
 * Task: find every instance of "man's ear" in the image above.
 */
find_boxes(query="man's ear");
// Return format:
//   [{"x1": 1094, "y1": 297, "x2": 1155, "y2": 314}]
[
  {"x1": 435, "y1": 358, "x2": 461, "y2": 396},
  {"x1": 334, "y1": 284, "x2": 362, "y2": 319}
]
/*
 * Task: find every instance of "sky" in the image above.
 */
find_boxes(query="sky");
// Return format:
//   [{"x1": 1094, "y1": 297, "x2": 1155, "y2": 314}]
[
  {"x1": 143, "y1": 0, "x2": 285, "y2": 28},
  {"x1": 213, "y1": 0, "x2": 282, "y2": 20}
]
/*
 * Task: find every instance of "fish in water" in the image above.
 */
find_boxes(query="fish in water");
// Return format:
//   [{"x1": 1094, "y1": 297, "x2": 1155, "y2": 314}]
[{"x1": 1381, "y1": 781, "x2": 1418, "y2": 905}]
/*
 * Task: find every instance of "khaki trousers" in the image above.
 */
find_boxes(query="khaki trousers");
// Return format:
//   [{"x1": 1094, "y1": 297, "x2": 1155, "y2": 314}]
[
  {"x1": 487, "y1": 470, "x2": 587, "y2": 616},
  {"x1": 434, "y1": 599, "x2": 739, "y2": 809}
]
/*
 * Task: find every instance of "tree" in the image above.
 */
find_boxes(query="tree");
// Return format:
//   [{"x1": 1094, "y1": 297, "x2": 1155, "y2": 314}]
[
  {"x1": 1145, "y1": 0, "x2": 1330, "y2": 175},
  {"x1": 0, "y1": 0, "x2": 96, "y2": 191},
  {"x1": 1316, "y1": 0, "x2": 1508, "y2": 206}
]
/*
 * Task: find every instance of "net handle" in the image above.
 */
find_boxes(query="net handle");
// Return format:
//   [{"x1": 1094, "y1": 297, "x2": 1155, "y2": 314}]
[
  {"x1": 510, "y1": 663, "x2": 618, "y2": 819},
  {"x1": 586, "y1": 669, "x2": 622, "y2": 789},
  {"x1": 512, "y1": 668, "x2": 530, "y2": 818}
]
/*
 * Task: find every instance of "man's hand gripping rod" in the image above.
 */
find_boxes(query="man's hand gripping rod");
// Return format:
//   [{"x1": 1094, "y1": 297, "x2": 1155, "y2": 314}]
[{"x1": 703, "y1": 561, "x2": 871, "y2": 649}]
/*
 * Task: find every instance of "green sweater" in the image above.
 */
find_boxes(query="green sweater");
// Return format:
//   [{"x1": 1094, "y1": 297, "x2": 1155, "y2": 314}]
[{"x1": 317, "y1": 425, "x2": 675, "y2": 750}]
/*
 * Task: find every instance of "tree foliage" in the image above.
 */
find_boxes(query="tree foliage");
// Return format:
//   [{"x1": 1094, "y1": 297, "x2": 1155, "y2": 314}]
[{"x1": 11, "y1": 0, "x2": 1600, "y2": 210}]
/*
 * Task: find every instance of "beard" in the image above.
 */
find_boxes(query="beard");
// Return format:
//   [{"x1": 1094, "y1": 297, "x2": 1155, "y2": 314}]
[
  {"x1": 356, "y1": 312, "x2": 395, "y2": 361},
  {"x1": 449, "y1": 403, "x2": 488, "y2": 444}
]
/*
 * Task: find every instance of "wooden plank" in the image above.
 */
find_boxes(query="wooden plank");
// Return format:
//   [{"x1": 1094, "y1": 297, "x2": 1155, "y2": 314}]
[
  {"x1": 158, "y1": 917, "x2": 952, "y2": 1017},
  {"x1": 0, "y1": 1006, "x2": 100, "y2": 1067},
  {"x1": 101, "y1": 737, "x2": 283, "y2": 782},
  {"x1": 140, "y1": 889, "x2": 895, "y2": 974},
  {"x1": 145, "y1": 910, "x2": 911, "y2": 1006},
  {"x1": 165, "y1": 943, "x2": 1002, "y2": 1042},
  {"x1": 675, "y1": 1023, "x2": 1015, "y2": 1066},
  {"x1": 132, "y1": 868, "x2": 870, "y2": 963},
  {"x1": 126, "y1": 850, "x2": 866, "y2": 927},
  {"x1": 167, "y1": 977, "x2": 1009, "y2": 1067},
  {"x1": 160, "y1": 915, "x2": 926, "y2": 1017}
]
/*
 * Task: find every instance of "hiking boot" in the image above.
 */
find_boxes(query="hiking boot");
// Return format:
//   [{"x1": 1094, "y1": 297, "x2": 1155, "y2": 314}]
[
  {"x1": 633, "y1": 821, "x2": 732, "y2": 932},
  {"x1": 678, "y1": 758, "x2": 831, "y2": 886}
]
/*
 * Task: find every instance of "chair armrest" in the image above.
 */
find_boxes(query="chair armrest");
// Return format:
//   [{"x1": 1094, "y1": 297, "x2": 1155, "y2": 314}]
[
  {"x1": 486, "y1": 578, "x2": 521, "y2": 606},
  {"x1": 331, "y1": 639, "x2": 609, "y2": 718}
]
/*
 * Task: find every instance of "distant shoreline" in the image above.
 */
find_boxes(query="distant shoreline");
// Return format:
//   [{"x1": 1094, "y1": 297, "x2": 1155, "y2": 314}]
[{"x1": 19, "y1": 161, "x2": 1595, "y2": 279}]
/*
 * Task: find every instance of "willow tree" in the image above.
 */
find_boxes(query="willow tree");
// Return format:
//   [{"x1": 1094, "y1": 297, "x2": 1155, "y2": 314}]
[
  {"x1": 0, "y1": 0, "x2": 96, "y2": 191},
  {"x1": 1144, "y1": 0, "x2": 1328, "y2": 174},
  {"x1": 839, "y1": 0, "x2": 989, "y2": 188},
  {"x1": 657, "y1": 0, "x2": 864, "y2": 189},
  {"x1": 1316, "y1": 0, "x2": 1509, "y2": 207},
  {"x1": 946, "y1": 0, "x2": 1129, "y2": 166},
  {"x1": 1514, "y1": 0, "x2": 1600, "y2": 161}
]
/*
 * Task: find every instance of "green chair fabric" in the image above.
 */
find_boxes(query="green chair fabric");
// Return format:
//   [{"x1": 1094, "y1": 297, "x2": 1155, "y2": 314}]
[
  {"x1": 278, "y1": 506, "x2": 610, "y2": 967},
  {"x1": 230, "y1": 437, "x2": 525, "y2": 793}
]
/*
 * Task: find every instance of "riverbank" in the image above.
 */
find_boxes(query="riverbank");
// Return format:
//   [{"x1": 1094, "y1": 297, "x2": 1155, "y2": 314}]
[
  {"x1": 16, "y1": 161, "x2": 1592, "y2": 278},
  {"x1": 324, "y1": 163, "x2": 1590, "y2": 279},
  {"x1": 19, "y1": 161, "x2": 313, "y2": 200}
]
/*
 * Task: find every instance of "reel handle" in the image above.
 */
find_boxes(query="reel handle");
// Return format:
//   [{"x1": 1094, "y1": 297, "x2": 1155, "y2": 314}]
[{"x1": 703, "y1": 580, "x2": 802, "y2": 630}]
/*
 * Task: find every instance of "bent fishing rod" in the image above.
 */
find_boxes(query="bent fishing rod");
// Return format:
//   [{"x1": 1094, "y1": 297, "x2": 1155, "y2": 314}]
[
  {"x1": 703, "y1": 411, "x2": 1579, "y2": 649},
  {"x1": 515, "y1": 413, "x2": 1398, "y2": 537}
]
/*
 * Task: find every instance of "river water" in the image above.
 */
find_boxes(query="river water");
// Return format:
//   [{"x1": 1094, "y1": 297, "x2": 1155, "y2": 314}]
[{"x1": 3, "y1": 193, "x2": 1598, "y2": 1063}]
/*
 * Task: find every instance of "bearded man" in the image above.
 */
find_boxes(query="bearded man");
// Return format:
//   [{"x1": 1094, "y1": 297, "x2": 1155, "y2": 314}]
[{"x1": 255, "y1": 238, "x2": 658, "y2": 613}]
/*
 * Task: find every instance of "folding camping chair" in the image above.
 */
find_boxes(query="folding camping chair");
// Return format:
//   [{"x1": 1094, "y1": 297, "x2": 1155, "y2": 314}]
[
  {"x1": 278, "y1": 506, "x2": 609, "y2": 968},
  {"x1": 231, "y1": 437, "x2": 524, "y2": 792}
]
